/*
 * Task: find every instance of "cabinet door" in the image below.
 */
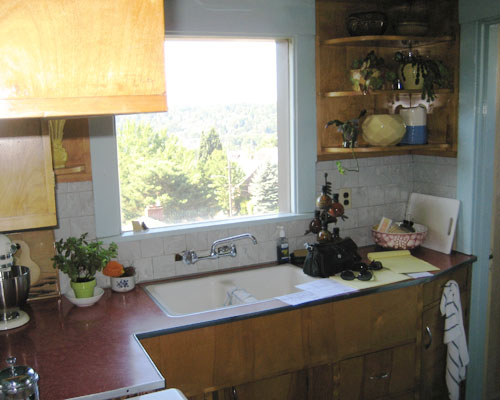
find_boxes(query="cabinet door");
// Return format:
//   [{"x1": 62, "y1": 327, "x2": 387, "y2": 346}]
[
  {"x1": 213, "y1": 370, "x2": 308, "y2": 400},
  {"x1": 0, "y1": 119, "x2": 56, "y2": 231},
  {"x1": 0, "y1": 0, "x2": 166, "y2": 118},
  {"x1": 420, "y1": 264, "x2": 470, "y2": 399},
  {"x1": 421, "y1": 288, "x2": 469, "y2": 399},
  {"x1": 421, "y1": 304, "x2": 447, "y2": 399},
  {"x1": 308, "y1": 364, "x2": 335, "y2": 399}
]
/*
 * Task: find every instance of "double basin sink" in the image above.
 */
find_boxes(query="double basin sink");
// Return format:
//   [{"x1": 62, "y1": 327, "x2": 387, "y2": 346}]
[{"x1": 144, "y1": 264, "x2": 318, "y2": 317}]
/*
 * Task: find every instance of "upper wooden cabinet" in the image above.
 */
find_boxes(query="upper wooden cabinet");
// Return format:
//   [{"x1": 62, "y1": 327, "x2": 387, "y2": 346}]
[
  {"x1": 316, "y1": 0, "x2": 459, "y2": 160},
  {"x1": 0, "y1": 0, "x2": 166, "y2": 119},
  {"x1": 0, "y1": 119, "x2": 56, "y2": 231}
]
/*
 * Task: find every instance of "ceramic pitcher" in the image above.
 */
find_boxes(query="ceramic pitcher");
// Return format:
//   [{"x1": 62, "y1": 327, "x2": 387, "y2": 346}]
[{"x1": 399, "y1": 105, "x2": 427, "y2": 145}]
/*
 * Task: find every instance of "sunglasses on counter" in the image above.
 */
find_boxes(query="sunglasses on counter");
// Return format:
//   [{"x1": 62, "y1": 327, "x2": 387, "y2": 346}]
[
  {"x1": 339, "y1": 261, "x2": 383, "y2": 281},
  {"x1": 340, "y1": 268, "x2": 373, "y2": 281}
]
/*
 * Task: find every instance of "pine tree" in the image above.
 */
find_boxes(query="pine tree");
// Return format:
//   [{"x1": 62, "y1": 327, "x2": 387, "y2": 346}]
[
  {"x1": 249, "y1": 161, "x2": 279, "y2": 213},
  {"x1": 198, "y1": 128, "x2": 223, "y2": 164}
]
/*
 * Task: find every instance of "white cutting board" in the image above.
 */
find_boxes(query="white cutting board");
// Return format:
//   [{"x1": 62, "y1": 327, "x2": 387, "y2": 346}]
[{"x1": 407, "y1": 193, "x2": 460, "y2": 254}]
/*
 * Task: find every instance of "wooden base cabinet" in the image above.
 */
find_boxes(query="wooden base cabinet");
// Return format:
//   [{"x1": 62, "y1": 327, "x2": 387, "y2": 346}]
[
  {"x1": 141, "y1": 264, "x2": 472, "y2": 400},
  {"x1": 141, "y1": 286, "x2": 420, "y2": 399}
]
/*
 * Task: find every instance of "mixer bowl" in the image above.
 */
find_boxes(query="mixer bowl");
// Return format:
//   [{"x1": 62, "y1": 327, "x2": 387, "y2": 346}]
[{"x1": 0, "y1": 266, "x2": 30, "y2": 317}]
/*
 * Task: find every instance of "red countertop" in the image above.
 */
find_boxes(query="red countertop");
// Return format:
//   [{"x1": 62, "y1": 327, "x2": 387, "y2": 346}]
[{"x1": 0, "y1": 247, "x2": 476, "y2": 400}]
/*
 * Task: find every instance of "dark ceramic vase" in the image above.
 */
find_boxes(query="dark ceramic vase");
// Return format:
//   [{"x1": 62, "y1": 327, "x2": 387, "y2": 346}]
[{"x1": 346, "y1": 12, "x2": 388, "y2": 36}]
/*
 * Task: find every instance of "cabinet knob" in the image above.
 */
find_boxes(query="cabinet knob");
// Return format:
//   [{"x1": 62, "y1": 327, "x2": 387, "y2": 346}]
[
  {"x1": 424, "y1": 326, "x2": 433, "y2": 349},
  {"x1": 231, "y1": 386, "x2": 239, "y2": 400}
]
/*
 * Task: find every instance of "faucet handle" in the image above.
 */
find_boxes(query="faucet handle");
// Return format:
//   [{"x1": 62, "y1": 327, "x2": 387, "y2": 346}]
[
  {"x1": 216, "y1": 245, "x2": 231, "y2": 255},
  {"x1": 215, "y1": 244, "x2": 238, "y2": 257},
  {"x1": 182, "y1": 250, "x2": 198, "y2": 264}
]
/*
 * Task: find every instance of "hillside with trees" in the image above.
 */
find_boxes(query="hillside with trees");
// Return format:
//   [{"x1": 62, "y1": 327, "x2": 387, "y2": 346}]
[{"x1": 115, "y1": 103, "x2": 279, "y2": 229}]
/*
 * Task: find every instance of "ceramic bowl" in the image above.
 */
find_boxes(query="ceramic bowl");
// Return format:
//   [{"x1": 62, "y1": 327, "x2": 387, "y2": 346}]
[
  {"x1": 64, "y1": 287, "x2": 104, "y2": 307},
  {"x1": 371, "y1": 223, "x2": 428, "y2": 250},
  {"x1": 362, "y1": 115, "x2": 406, "y2": 146},
  {"x1": 110, "y1": 275, "x2": 135, "y2": 292}
]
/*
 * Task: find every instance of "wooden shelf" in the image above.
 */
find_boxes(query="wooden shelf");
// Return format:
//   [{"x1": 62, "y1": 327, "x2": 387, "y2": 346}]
[
  {"x1": 322, "y1": 35, "x2": 455, "y2": 47},
  {"x1": 318, "y1": 143, "x2": 456, "y2": 160},
  {"x1": 322, "y1": 143, "x2": 451, "y2": 154},
  {"x1": 54, "y1": 165, "x2": 85, "y2": 176},
  {"x1": 320, "y1": 89, "x2": 453, "y2": 98}
]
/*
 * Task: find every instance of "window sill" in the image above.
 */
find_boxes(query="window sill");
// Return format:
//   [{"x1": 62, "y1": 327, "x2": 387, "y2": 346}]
[{"x1": 98, "y1": 213, "x2": 313, "y2": 244}]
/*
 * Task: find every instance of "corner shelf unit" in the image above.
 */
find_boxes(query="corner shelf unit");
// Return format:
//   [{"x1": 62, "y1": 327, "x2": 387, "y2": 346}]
[{"x1": 315, "y1": 0, "x2": 459, "y2": 161}]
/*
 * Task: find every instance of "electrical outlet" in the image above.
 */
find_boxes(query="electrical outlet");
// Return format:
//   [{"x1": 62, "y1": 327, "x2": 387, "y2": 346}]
[{"x1": 339, "y1": 188, "x2": 352, "y2": 209}]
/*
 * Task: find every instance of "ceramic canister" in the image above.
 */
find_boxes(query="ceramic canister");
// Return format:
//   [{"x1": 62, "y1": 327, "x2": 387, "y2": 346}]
[
  {"x1": 399, "y1": 105, "x2": 427, "y2": 145},
  {"x1": 110, "y1": 275, "x2": 136, "y2": 292}
]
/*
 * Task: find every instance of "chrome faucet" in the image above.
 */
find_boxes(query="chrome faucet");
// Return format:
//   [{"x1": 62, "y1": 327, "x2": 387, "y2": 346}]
[{"x1": 181, "y1": 233, "x2": 258, "y2": 265}]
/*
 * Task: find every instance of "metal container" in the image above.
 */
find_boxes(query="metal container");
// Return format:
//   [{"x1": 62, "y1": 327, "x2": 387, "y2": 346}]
[
  {"x1": 0, "y1": 357, "x2": 39, "y2": 400},
  {"x1": 0, "y1": 267, "x2": 30, "y2": 320}
]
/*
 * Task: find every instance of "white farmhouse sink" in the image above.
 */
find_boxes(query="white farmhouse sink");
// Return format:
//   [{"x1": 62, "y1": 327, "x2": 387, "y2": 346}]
[{"x1": 144, "y1": 264, "x2": 318, "y2": 316}]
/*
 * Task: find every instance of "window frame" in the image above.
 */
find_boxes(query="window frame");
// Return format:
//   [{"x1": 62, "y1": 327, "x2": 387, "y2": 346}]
[{"x1": 89, "y1": 33, "x2": 316, "y2": 240}]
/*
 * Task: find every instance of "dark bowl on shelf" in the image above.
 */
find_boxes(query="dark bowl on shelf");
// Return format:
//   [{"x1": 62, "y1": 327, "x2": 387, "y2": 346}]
[
  {"x1": 394, "y1": 21, "x2": 429, "y2": 36},
  {"x1": 346, "y1": 12, "x2": 388, "y2": 36}
]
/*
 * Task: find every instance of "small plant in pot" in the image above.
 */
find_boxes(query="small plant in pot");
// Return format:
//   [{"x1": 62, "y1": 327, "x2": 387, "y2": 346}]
[
  {"x1": 394, "y1": 50, "x2": 450, "y2": 102},
  {"x1": 325, "y1": 109, "x2": 367, "y2": 148},
  {"x1": 350, "y1": 51, "x2": 396, "y2": 93},
  {"x1": 52, "y1": 233, "x2": 118, "y2": 298}
]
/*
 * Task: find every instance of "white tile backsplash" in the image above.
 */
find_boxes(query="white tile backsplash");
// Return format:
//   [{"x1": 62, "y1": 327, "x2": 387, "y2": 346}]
[
  {"x1": 53, "y1": 154, "x2": 457, "y2": 283},
  {"x1": 140, "y1": 237, "x2": 164, "y2": 258},
  {"x1": 185, "y1": 231, "x2": 209, "y2": 252},
  {"x1": 69, "y1": 216, "x2": 96, "y2": 239},
  {"x1": 117, "y1": 241, "x2": 142, "y2": 264},
  {"x1": 152, "y1": 256, "x2": 177, "y2": 280},
  {"x1": 134, "y1": 257, "x2": 154, "y2": 282}
]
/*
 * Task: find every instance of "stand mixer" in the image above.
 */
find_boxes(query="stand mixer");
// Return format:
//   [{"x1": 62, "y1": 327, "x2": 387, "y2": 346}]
[{"x1": 0, "y1": 234, "x2": 31, "y2": 330}]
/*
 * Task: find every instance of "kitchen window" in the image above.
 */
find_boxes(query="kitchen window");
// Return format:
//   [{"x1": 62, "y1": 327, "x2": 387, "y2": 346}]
[
  {"x1": 89, "y1": 32, "x2": 316, "y2": 239},
  {"x1": 115, "y1": 38, "x2": 290, "y2": 232}
]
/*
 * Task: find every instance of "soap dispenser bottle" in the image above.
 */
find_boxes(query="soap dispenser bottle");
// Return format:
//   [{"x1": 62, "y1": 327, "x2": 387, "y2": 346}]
[{"x1": 276, "y1": 226, "x2": 290, "y2": 264}]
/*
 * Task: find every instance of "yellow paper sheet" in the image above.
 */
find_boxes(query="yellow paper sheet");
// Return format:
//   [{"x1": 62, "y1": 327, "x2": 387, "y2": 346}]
[
  {"x1": 329, "y1": 268, "x2": 410, "y2": 289},
  {"x1": 367, "y1": 250, "x2": 439, "y2": 274}
]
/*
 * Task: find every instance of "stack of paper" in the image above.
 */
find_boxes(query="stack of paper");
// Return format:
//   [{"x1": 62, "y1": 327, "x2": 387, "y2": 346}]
[
  {"x1": 329, "y1": 250, "x2": 439, "y2": 289},
  {"x1": 367, "y1": 250, "x2": 439, "y2": 274}
]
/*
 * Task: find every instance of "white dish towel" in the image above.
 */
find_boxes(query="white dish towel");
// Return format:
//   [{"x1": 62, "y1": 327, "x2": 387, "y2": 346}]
[
  {"x1": 224, "y1": 286, "x2": 258, "y2": 306},
  {"x1": 440, "y1": 279, "x2": 470, "y2": 400}
]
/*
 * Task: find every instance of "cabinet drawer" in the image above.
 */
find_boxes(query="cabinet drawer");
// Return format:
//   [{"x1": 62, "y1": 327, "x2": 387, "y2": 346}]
[
  {"x1": 423, "y1": 264, "x2": 470, "y2": 306},
  {"x1": 337, "y1": 343, "x2": 416, "y2": 400},
  {"x1": 213, "y1": 370, "x2": 308, "y2": 400}
]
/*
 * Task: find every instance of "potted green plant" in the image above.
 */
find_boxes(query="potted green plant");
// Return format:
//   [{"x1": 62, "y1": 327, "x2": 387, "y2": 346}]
[
  {"x1": 325, "y1": 109, "x2": 367, "y2": 148},
  {"x1": 52, "y1": 233, "x2": 118, "y2": 298},
  {"x1": 394, "y1": 51, "x2": 450, "y2": 102},
  {"x1": 350, "y1": 51, "x2": 396, "y2": 93}
]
